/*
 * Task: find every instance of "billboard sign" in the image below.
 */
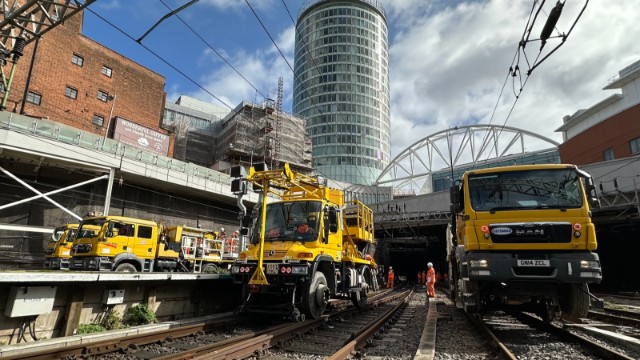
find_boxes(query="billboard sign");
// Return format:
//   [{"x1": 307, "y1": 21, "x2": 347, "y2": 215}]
[{"x1": 113, "y1": 117, "x2": 170, "y2": 156}]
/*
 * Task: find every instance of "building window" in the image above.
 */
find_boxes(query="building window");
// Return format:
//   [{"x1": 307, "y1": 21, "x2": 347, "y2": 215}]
[
  {"x1": 92, "y1": 114, "x2": 104, "y2": 127},
  {"x1": 603, "y1": 148, "x2": 615, "y2": 161},
  {"x1": 630, "y1": 137, "x2": 640, "y2": 155},
  {"x1": 97, "y1": 90, "x2": 109, "y2": 102},
  {"x1": 26, "y1": 91, "x2": 41, "y2": 105},
  {"x1": 65, "y1": 86, "x2": 78, "y2": 99},
  {"x1": 71, "y1": 53, "x2": 84, "y2": 67},
  {"x1": 101, "y1": 65, "x2": 112, "y2": 78}
]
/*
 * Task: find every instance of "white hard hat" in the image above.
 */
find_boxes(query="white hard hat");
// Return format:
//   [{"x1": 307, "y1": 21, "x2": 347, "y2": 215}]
[
  {"x1": 427, "y1": 262, "x2": 433, "y2": 267},
  {"x1": 389, "y1": 266, "x2": 393, "y2": 269},
  {"x1": 221, "y1": 227, "x2": 225, "y2": 231}
]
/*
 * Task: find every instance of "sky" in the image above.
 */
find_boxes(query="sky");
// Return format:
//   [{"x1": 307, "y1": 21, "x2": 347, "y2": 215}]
[{"x1": 81, "y1": 0, "x2": 640, "y2": 161}]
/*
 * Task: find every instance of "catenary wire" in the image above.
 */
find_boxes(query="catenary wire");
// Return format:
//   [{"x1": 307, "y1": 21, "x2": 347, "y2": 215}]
[
  {"x1": 84, "y1": 7, "x2": 234, "y2": 112},
  {"x1": 157, "y1": 0, "x2": 268, "y2": 102}
]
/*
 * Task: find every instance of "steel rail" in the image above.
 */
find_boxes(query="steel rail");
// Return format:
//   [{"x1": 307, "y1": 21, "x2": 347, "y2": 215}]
[
  {"x1": 588, "y1": 309, "x2": 640, "y2": 328},
  {"x1": 3, "y1": 317, "x2": 237, "y2": 360},
  {"x1": 471, "y1": 314, "x2": 519, "y2": 360},
  {"x1": 328, "y1": 289, "x2": 412, "y2": 360},
  {"x1": 515, "y1": 312, "x2": 634, "y2": 360},
  {"x1": 163, "y1": 289, "x2": 411, "y2": 360}
]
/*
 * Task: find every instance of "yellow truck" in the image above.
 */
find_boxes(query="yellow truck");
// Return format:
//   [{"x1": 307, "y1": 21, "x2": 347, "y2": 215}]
[
  {"x1": 69, "y1": 215, "x2": 236, "y2": 272},
  {"x1": 229, "y1": 163, "x2": 379, "y2": 321},
  {"x1": 44, "y1": 223, "x2": 101, "y2": 270},
  {"x1": 447, "y1": 164, "x2": 602, "y2": 320},
  {"x1": 44, "y1": 224, "x2": 78, "y2": 270}
]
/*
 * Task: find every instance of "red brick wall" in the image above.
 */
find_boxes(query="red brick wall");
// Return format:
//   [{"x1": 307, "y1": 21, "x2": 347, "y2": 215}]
[
  {"x1": 559, "y1": 103, "x2": 640, "y2": 165},
  {"x1": 2, "y1": 10, "x2": 174, "y2": 156}
]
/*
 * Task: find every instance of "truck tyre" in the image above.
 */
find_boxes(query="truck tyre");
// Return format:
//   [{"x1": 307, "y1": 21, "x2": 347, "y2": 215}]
[
  {"x1": 115, "y1": 263, "x2": 137, "y2": 273},
  {"x1": 351, "y1": 289, "x2": 368, "y2": 308},
  {"x1": 362, "y1": 267, "x2": 375, "y2": 293},
  {"x1": 302, "y1": 271, "x2": 330, "y2": 319},
  {"x1": 560, "y1": 283, "x2": 590, "y2": 320}
]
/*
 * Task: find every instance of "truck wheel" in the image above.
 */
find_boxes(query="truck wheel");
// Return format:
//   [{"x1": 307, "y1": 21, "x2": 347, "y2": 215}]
[
  {"x1": 351, "y1": 290, "x2": 368, "y2": 308},
  {"x1": 115, "y1": 263, "x2": 137, "y2": 273},
  {"x1": 560, "y1": 283, "x2": 590, "y2": 320},
  {"x1": 302, "y1": 271, "x2": 330, "y2": 319},
  {"x1": 362, "y1": 267, "x2": 375, "y2": 293}
]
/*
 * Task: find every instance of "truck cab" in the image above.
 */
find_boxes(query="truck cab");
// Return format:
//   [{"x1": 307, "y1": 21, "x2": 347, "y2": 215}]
[
  {"x1": 448, "y1": 164, "x2": 602, "y2": 320},
  {"x1": 44, "y1": 224, "x2": 79, "y2": 270},
  {"x1": 69, "y1": 216, "x2": 160, "y2": 272}
]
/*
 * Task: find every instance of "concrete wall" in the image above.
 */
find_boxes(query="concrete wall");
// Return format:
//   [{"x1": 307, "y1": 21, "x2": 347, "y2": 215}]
[{"x1": 0, "y1": 279, "x2": 240, "y2": 345}]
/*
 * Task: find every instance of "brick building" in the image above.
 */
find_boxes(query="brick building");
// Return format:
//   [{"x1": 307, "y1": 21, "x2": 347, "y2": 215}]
[
  {"x1": 1, "y1": 9, "x2": 172, "y2": 155},
  {"x1": 557, "y1": 60, "x2": 640, "y2": 165}
]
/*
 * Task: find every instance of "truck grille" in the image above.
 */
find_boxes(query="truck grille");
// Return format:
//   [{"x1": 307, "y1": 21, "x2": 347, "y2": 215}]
[{"x1": 489, "y1": 223, "x2": 572, "y2": 243}]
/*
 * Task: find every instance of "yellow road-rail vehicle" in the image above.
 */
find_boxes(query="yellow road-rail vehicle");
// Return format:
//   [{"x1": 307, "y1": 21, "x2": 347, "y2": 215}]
[
  {"x1": 447, "y1": 164, "x2": 602, "y2": 321},
  {"x1": 229, "y1": 163, "x2": 379, "y2": 321},
  {"x1": 44, "y1": 223, "x2": 98, "y2": 270},
  {"x1": 69, "y1": 215, "x2": 236, "y2": 273}
]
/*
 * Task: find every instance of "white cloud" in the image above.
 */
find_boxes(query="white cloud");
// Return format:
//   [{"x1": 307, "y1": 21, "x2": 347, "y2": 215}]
[
  {"x1": 386, "y1": 0, "x2": 640, "y2": 159},
  {"x1": 168, "y1": 0, "x2": 640, "y2": 165}
]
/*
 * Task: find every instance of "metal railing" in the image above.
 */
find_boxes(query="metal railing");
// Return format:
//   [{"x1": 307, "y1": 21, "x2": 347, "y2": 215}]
[{"x1": 0, "y1": 111, "x2": 231, "y2": 186}]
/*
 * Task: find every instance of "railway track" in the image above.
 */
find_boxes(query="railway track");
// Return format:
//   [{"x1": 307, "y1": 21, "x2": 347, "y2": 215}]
[
  {"x1": 476, "y1": 311, "x2": 636, "y2": 360},
  {"x1": 146, "y1": 289, "x2": 411, "y2": 360},
  {"x1": 4, "y1": 289, "x2": 411, "y2": 360}
]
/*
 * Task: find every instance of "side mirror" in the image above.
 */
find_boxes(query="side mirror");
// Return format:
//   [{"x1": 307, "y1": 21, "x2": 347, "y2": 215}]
[
  {"x1": 240, "y1": 227, "x2": 249, "y2": 236},
  {"x1": 449, "y1": 185, "x2": 459, "y2": 203},
  {"x1": 241, "y1": 215, "x2": 252, "y2": 227},
  {"x1": 231, "y1": 179, "x2": 246, "y2": 194},
  {"x1": 230, "y1": 165, "x2": 247, "y2": 178},
  {"x1": 328, "y1": 207, "x2": 338, "y2": 233},
  {"x1": 449, "y1": 185, "x2": 461, "y2": 213}
]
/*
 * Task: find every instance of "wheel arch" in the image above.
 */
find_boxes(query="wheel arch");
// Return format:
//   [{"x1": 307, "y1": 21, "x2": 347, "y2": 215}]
[
  {"x1": 312, "y1": 255, "x2": 336, "y2": 294},
  {"x1": 113, "y1": 253, "x2": 143, "y2": 271}
]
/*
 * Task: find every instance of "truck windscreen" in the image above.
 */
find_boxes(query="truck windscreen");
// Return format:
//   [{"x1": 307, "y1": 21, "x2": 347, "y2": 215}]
[
  {"x1": 252, "y1": 201, "x2": 323, "y2": 243},
  {"x1": 468, "y1": 168, "x2": 583, "y2": 212}
]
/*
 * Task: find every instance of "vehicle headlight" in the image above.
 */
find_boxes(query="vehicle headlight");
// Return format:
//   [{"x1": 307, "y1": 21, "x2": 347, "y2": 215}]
[
  {"x1": 469, "y1": 260, "x2": 488, "y2": 268},
  {"x1": 580, "y1": 260, "x2": 600, "y2": 269}
]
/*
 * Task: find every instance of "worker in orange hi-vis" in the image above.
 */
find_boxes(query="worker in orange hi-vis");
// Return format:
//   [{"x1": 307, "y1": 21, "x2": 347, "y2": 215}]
[
  {"x1": 417, "y1": 271, "x2": 422, "y2": 285},
  {"x1": 426, "y1": 262, "x2": 436, "y2": 297},
  {"x1": 387, "y1": 266, "x2": 395, "y2": 289}
]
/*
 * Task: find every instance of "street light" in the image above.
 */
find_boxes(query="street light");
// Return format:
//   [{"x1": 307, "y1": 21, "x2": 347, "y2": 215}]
[{"x1": 101, "y1": 94, "x2": 116, "y2": 150}]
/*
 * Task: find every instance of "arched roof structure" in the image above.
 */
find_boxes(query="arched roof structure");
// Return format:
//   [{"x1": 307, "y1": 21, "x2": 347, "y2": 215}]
[{"x1": 374, "y1": 124, "x2": 560, "y2": 192}]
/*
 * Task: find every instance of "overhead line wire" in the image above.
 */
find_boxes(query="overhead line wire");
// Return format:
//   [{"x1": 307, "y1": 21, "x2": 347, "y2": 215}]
[
  {"x1": 157, "y1": 0, "x2": 268, "y2": 102},
  {"x1": 85, "y1": 7, "x2": 234, "y2": 111}
]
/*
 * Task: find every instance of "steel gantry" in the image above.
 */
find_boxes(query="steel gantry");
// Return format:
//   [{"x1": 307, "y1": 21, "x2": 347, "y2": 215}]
[{"x1": 374, "y1": 124, "x2": 560, "y2": 193}]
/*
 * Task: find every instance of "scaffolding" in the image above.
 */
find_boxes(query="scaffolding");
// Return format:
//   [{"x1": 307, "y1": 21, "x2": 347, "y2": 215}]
[{"x1": 213, "y1": 101, "x2": 312, "y2": 173}]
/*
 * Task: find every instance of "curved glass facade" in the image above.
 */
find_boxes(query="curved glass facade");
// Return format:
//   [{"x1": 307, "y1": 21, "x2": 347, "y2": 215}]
[{"x1": 293, "y1": 0, "x2": 390, "y2": 185}]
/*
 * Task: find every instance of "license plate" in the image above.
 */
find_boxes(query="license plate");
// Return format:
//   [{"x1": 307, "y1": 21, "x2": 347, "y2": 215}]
[
  {"x1": 517, "y1": 259, "x2": 550, "y2": 267},
  {"x1": 266, "y1": 263, "x2": 279, "y2": 274}
]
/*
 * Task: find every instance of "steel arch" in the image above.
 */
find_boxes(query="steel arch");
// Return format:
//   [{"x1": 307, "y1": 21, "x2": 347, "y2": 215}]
[{"x1": 375, "y1": 124, "x2": 559, "y2": 191}]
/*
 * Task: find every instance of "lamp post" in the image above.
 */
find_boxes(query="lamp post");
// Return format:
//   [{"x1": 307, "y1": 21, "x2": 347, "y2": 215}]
[{"x1": 101, "y1": 94, "x2": 116, "y2": 150}]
